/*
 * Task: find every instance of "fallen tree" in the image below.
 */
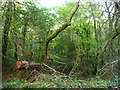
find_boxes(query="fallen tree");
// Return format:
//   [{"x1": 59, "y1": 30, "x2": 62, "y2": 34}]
[{"x1": 15, "y1": 60, "x2": 67, "y2": 82}]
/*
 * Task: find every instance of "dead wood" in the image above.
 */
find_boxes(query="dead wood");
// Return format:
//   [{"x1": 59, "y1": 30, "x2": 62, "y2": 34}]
[
  {"x1": 97, "y1": 59, "x2": 118, "y2": 77},
  {"x1": 17, "y1": 61, "x2": 66, "y2": 82},
  {"x1": 95, "y1": 32, "x2": 120, "y2": 74}
]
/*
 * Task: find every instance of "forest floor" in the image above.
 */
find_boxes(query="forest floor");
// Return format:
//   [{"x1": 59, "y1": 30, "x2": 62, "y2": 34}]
[{"x1": 2, "y1": 70, "x2": 118, "y2": 88}]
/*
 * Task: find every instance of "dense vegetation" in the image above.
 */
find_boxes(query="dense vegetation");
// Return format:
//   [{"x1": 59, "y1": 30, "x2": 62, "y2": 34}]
[
  {"x1": 2, "y1": 76, "x2": 118, "y2": 88},
  {"x1": 1, "y1": 0, "x2": 120, "y2": 88}
]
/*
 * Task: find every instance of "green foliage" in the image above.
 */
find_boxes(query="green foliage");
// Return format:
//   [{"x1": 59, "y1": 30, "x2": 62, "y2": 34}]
[
  {"x1": 2, "y1": 77, "x2": 118, "y2": 88},
  {"x1": 2, "y1": 1, "x2": 56, "y2": 63},
  {"x1": 1, "y1": 0, "x2": 119, "y2": 81},
  {"x1": 2, "y1": 78, "x2": 22, "y2": 88}
]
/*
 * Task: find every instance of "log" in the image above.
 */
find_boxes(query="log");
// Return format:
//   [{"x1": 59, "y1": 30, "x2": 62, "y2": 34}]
[{"x1": 16, "y1": 61, "x2": 66, "y2": 76}]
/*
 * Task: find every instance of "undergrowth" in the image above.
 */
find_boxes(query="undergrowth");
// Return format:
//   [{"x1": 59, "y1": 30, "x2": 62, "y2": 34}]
[{"x1": 2, "y1": 75, "x2": 118, "y2": 88}]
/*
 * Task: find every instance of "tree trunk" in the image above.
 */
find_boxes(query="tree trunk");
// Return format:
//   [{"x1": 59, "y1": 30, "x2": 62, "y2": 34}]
[
  {"x1": 2, "y1": 2, "x2": 12, "y2": 68},
  {"x1": 44, "y1": 0, "x2": 80, "y2": 61},
  {"x1": 22, "y1": 20, "x2": 27, "y2": 60},
  {"x1": 105, "y1": 2, "x2": 114, "y2": 63},
  {"x1": 90, "y1": 3, "x2": 99, "y2": 75},
  {"x1": 13, "y1": 2, "x2": 18, "y2": 60}
]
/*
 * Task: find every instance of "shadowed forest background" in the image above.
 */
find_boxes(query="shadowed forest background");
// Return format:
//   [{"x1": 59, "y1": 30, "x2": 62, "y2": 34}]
[{"x1": 1, "y1": 0, "x2": 120, "y2": 88}]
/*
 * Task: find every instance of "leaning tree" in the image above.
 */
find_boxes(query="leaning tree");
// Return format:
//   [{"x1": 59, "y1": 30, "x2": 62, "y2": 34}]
[{"x1": 44, "y1": 0, "x2": 80, "y2": 62}]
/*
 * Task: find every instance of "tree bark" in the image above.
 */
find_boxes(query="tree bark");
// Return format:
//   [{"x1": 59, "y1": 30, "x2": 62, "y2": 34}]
[
  {"x1": 44, "y1": 0, "x2": 80, "y2": 61},
  {"x1": 13, "y1": 2, "x2": 18, "y2": 60},
  {"x1": 2, "y1": 2, "x2": 12, "y2": 67},
  {"x1": 90, "y1": 3, "x2": 99, "y2": 75},
  {"x1": 22, "y1": 19, "x2": 27, "y2": 60}
]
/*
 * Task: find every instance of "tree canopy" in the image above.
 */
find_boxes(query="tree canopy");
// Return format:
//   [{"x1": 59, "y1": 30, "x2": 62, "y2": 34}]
[{"x1": 1, "y1": 0, "x2": 120, "y2": 88}]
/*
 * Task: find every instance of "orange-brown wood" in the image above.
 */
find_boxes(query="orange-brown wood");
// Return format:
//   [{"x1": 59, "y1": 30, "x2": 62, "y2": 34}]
[{"x1": 16, "y1": 61, "x2": 23, "y2": 69}]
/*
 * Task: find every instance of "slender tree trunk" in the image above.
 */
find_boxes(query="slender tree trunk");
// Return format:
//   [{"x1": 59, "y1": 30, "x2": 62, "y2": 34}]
[
  {"x1": 105, "y1": 2, "x2": 113, "y2": 61},
  {"x1": 2, "y1": 2, "x2": 12, "y2": 68},
  {"x1": 13, "y1": 2, "x2": 18, "y2": 60},
  {"x1": 14, "y1": 42, "x2": 18, "y2": 59},
  {"x1": 84, "y1": 27, "x2": 90, "y2": 61},
  {"x1": 90, "y1": 3, "x2": 99, "y2": 75},
  {"x1": 22, "y1": 21, "x2": 27, "y2": 60}
]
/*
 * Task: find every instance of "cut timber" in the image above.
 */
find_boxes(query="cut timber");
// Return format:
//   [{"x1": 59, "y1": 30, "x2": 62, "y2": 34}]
[{"x1": 16, "y1": 61, "x2": 66, "y2": 76}]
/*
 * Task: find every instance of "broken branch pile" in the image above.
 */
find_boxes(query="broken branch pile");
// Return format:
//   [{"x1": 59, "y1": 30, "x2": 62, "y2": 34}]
[{"x1": 16, "y1": 61, "x2": 66, "y2": 82}]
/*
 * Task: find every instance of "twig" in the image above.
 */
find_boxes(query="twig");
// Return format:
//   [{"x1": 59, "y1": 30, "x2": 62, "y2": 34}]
[
  {"x1": 0, "y1": 53, "x2": 15, "y2": 61},
  {"x1": 97, "y1": 59, "x2": 119, "y2": 76},
  {"x1": 25, "y1": 70, "x2": 38, "y2": 82},
  {"x1": 43, "y1": 63, "x2": 57, "y2": 72}
]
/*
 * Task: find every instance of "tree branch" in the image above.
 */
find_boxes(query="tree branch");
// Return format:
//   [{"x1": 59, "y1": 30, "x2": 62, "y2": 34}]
[
  {"x1": 96, "y1": 32, "x2": 120, "y2": 60},
  {"x1": 95, "y1": 32, "x2": 120, "y2": 74},
  {"x1": 44, "y1": 0, "x2": 80, "y2": 60}
]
